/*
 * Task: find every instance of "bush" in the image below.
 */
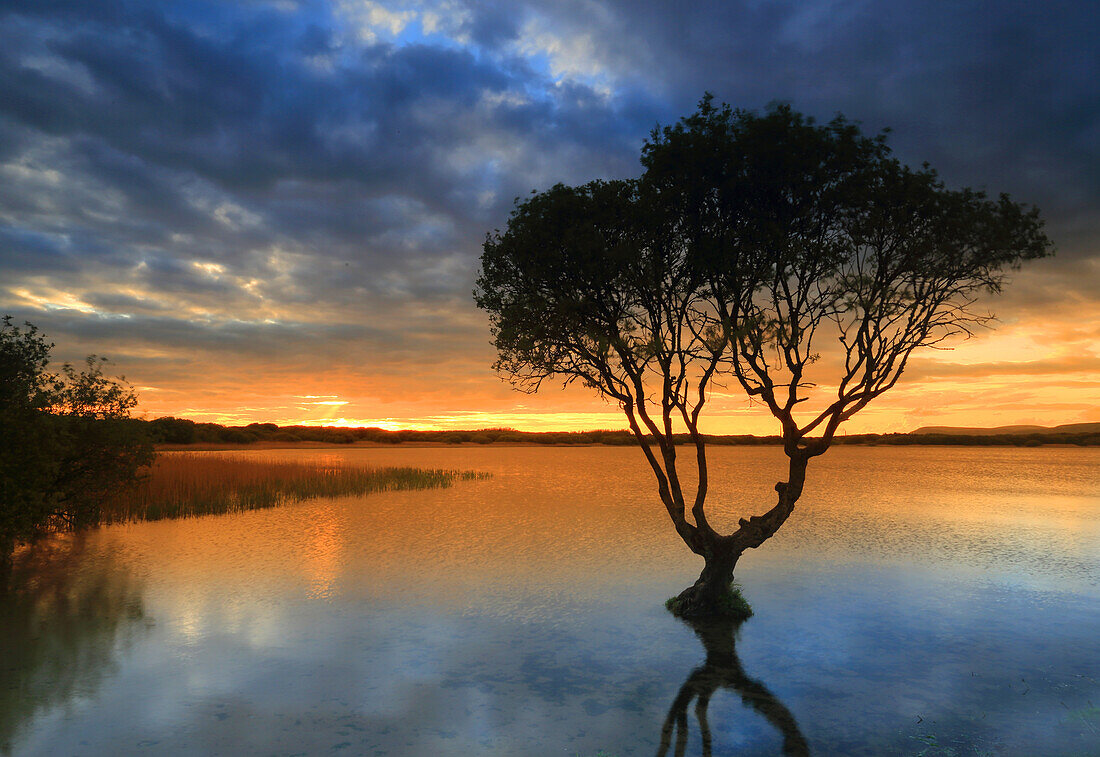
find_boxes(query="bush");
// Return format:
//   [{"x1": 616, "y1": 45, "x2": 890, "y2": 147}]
[
  {"x1": 221, "y1": 429, "x2": 257, "y2": 444},
  {"x1": 0, "y1": 318, "x2": 153, "y2": 566},
  {"x1": 149, "y1": 416, "x2": 197, "y2": 444}
]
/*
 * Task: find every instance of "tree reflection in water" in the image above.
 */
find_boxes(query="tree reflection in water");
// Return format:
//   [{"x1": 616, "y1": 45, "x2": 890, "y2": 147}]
[
  {"x1": 0, "y1": 536, "x2": 148, "y2": 753},
  {"x1": 658, "y1": 618, "x2": 809, "y2": 756}
]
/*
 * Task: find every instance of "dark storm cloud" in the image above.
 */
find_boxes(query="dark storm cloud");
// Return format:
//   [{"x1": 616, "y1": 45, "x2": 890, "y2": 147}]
[
  {"x1": 0, "y1": 0, "x2": 1096, "y2": 423},
  {"x1": 0, "y1": 0, "x2": 649, "y2": 306},
  {"x1": 1, "y1": 0, "x2": 637, "y2": 194},
  {"x1": 508, "y1": 0, "x2": 1100, "y2": 244}
]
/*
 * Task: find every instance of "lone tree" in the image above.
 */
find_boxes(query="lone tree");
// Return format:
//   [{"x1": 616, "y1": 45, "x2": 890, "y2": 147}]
[{"x1": 474, "y1": 96, "x2": 1052, "y2": 618}]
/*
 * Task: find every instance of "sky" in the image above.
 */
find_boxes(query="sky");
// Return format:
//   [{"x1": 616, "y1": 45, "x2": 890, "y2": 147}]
[{"x1": 1, "y1": 0, "x2": 1098, "y2": 434}]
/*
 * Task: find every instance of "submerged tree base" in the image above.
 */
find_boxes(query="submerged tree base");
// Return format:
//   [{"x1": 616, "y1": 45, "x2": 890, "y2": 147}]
[{"x1": 665, "y1": 583, "x2": 754, "y2": 621}]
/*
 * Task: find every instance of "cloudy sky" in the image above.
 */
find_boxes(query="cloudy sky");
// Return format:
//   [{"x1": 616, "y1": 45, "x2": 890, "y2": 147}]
[{"x1": 1, "y1": 0, "x2": 1098, "y2": 433}]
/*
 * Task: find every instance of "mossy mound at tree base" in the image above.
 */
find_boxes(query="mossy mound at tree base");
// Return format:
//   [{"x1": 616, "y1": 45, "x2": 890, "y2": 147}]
[{"x1": 665, "y1": 585, "x2": 754, "y2": 621}]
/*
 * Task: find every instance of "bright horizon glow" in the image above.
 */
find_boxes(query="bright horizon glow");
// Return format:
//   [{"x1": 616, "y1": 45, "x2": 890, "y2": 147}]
[{"x1": 127, "y1": 313, "x2": 1100, "y2": 435}]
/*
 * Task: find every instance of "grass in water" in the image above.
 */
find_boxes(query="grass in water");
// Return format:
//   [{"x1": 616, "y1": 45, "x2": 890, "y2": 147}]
[
  {"x1": 102, "y1": 453, "x2": 489, "y2": 523},
  {"x1": 665, "y1": 582, "x2": 754, "y2": 620}
]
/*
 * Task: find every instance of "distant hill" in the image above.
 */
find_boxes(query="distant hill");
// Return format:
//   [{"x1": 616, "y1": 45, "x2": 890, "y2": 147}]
[
  {"x1": 141, "y1": 416, "x2": 1099, "y2": 447},
  {"x1": 912, "y1": 422, "x2": 1100, "y2": 436}
]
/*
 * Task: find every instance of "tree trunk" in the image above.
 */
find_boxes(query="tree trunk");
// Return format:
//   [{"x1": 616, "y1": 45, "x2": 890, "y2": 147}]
[
  {"x1": 0, "y1": 535, "x2": 13, "y2": 588},
  {"x1": 668, "y1": 455, "x2": 809, "y2": 619},
  {"x1": 667, "y1": 543, "x2": 746, "y2": 619}
]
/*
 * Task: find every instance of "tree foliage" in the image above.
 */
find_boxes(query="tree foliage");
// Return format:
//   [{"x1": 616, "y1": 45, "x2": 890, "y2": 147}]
[
  {"x1": 475, "y1": 96, "x2": 1052, "y2": 615},
  {"x1": 0, "y1": 317, "x2": 153, "y2": 563}
]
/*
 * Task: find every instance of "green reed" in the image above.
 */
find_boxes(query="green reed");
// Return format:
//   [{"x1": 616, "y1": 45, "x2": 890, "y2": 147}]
[{"x1": 102, "y1": 453, "x2": 489, "y2": 523}]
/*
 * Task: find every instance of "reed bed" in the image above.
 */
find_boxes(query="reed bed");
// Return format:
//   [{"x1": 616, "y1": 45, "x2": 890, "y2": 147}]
[{"x1": 102, "y1": 453, "x2": 488, "y2": 523}]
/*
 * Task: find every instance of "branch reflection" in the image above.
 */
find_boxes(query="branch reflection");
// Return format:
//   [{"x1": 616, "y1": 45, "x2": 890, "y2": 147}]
[
  {"x1": 658, "y1": 617, "x2": 809, "y2": 756},
  {"x1": 0, "y1": 537, "x2": 148, "y2": 753}
]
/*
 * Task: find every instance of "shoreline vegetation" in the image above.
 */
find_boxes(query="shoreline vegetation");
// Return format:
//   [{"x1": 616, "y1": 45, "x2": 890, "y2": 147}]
[
  {"x1": 145, "y1": 418, "x2": 1100, "y2": 448},
  {"x1": 102, "y1": 454, "x2": 490, "y2": 523}
]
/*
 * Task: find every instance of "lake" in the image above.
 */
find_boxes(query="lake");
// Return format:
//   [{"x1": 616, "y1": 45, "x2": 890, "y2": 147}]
[{"x1": 3, "y1": 445, "x2": 1098, "y2": 756}]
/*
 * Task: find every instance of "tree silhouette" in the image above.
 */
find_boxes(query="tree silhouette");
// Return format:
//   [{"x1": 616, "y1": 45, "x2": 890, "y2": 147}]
[
  {"x1": 475, "y1": 95, "x2": 1052, "y2": 617},
  {"x1": 1, "y1": 317, "x2": 153, "y2": 568}
]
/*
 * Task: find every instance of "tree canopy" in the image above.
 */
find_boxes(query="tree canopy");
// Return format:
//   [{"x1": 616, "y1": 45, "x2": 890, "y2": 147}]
[
  {"x1": 475, "y1": 96, "x2": 1052, "y2": 617},
  {"x1": 1, "y1": 317, "x2": 153, "y2": 566}
]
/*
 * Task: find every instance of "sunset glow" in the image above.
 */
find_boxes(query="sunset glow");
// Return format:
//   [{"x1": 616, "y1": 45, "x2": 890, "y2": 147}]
[{"x1": 1, "y1": 1, "x2": 1097, "y2": 433}]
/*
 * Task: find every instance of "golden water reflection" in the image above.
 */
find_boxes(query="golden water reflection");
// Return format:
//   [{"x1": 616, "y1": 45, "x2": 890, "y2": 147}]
[
  {"x1": 4, "y1": 445, "x2": 1098, "y2": 755},
  {"x1": 121, "y1": 444, "x2": 1100, "y2": 601}
]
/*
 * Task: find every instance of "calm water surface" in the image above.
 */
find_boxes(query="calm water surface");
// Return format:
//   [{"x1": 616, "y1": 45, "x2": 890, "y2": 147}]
[{"x1": 3, "y1": 446, "x2": 1099, "y2": 756}]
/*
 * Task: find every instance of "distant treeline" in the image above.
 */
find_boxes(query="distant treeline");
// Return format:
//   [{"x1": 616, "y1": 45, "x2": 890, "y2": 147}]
[{"x1": 143, "y1": 417, "x2": 1100, "y2": 447}]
